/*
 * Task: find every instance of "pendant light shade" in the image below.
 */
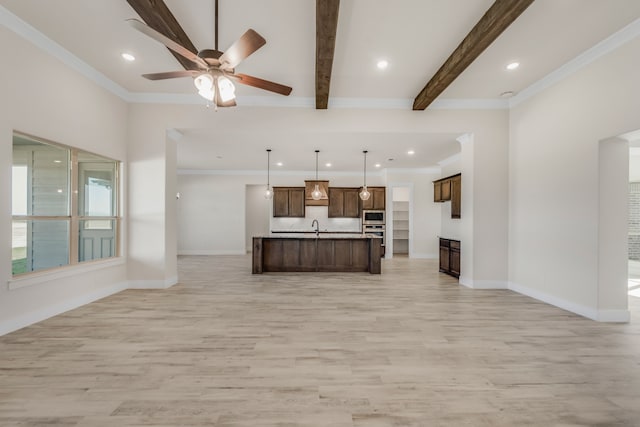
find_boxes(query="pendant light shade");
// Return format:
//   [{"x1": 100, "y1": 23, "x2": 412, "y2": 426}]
[
  {"x1": 359, "y1": 150, "x2": 371, "y2": 201},
  {"x1": 311, "y1": 150, "x2": 322, "y2": 200},
  {"x1": 264, "y1": 149, "x2": 273, "y2": 199}
]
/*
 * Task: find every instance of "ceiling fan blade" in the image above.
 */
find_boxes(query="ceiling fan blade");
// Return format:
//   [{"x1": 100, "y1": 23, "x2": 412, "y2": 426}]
[
  {"x1": 230, "y1": 73, "x2": 293, "y2": 96},
  {"x1": 126, "y1": 0, "x2": 200, "y2": 71},
  {"x1": 127, "y1": 18, "x2": 208, "y2": 69},
  {"x1": 218, "y1": 29, "x2": 266, "y2": 70},
  {"x1": 142, "y1": 70, "x2": 200, "y2": 80}
]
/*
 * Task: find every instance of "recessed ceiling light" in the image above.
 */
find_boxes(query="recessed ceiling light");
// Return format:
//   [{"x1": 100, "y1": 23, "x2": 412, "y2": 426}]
[
  {"x1": 377, "y1": 59, "x2": 389, "y2": 70},
  {"x1": 325, "y1": 163, "x2": 332, "y2": 167},
  {"x1": 53, "y1": 160, "x2": 61, "y2": 163},
  {"x1": 57, "y1": 189, "x2": 63, "y2": 193},
  {"x1": 506, "y1": 61, "x2": 520, "y2": 70},
  {"x1": 216, "y1": 155, "x2": 223, "y2": 159},
  {"x1": 375, "y1": 163, "x2": 381, "y2": 168},
  {"x1": 276, "y1": 162, "x2": 283, "y2": 167},
  {"x1": 407, "y1": 150, "x2": 415, "y2": 155},
  {"x1": 500, "y1": 91, "x2": 515, "y2": 98},
  {"x1": 121, "y1": 52, "x2": 136, "y2": 62}
]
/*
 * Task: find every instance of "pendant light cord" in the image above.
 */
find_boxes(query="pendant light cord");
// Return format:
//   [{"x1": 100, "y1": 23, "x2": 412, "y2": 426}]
[
  {"x1": 363, "y1": 150, "x2": 368, "y2": 187},
  {"x1": 266, "y1": 149, "x2": 271, "y2": 187},
  {"x1": 315, "y1": 149, "x2": 319, "y2": 180}
]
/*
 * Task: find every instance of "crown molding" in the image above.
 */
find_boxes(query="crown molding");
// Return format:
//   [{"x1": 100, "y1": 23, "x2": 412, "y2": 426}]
[
  {"x1": 385, "y1": 167, "x2": 441, "y2": 174},
  {"x1": 437, "y1": 153, "x2": 461, "y2": 167},
  {"x1": 0, "y1": 5, "x2": 130, "y2": 100},
  {"x1": 510, "y1": 17, "x2": 640, "y2": 108},
  {"x1": 177, "y1": 169, "x2": 387, "y2": 176}
]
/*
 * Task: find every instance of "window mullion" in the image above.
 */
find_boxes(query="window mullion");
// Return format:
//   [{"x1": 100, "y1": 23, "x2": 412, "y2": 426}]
[{"x1": 69, "y1": 149, "x2": 79, "y2": 265}]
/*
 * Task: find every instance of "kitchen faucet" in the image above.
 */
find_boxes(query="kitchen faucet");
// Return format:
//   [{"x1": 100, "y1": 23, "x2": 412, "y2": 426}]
[{"x1": 312, "y1": 219, "x2": 319, "y2": 236}]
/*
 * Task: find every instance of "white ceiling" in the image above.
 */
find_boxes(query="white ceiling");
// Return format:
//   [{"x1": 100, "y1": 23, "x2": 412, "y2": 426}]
[{"x1": 2, "y1": 0, "x2": 640, "y2": 171}]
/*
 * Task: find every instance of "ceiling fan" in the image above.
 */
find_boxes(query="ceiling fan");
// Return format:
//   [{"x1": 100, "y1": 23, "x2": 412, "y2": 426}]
[{"x1": 126, "y1": 0, "x2": 292, "y2": 107}]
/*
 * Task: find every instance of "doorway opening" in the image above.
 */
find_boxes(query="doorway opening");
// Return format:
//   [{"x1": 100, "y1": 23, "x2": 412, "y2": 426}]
[
  {"x1": 628, "y1": 140, "x2": 640, "y2": 300},
  {"x1": 391, "y1": 186, "x2": 411, "y2": 257}
]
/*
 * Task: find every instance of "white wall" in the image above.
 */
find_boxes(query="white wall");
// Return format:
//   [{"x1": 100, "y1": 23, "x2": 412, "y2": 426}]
[
  {"x1": 245, "y1": 185, "x2": 271, "y2": 251},
  {"x1": 509, "y1": 37, "x2": 640, "y2": 321},
  {"x1": 0, "y1": 26, "x2": 129, "y2": 335},
  {"x1": 393, "y1": 187, "x2": 410, "y2": 202}
]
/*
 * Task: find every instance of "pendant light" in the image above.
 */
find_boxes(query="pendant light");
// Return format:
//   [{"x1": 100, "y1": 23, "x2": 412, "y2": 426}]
[
  {"x1": 264, "y1": 149, "x2": 273, "y2": 199},
  {"x1": 359, "y1": 150, "x2": 371, "y2": 201},
  {"x1": 311, "y1": 150, "x2": 322, "y2": 200}
]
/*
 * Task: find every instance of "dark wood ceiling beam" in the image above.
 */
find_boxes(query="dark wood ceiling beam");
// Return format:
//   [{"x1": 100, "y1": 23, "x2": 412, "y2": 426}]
[
  {"x1": 316, "y1": 0, "x2": 340, "y2": 109},
  {"x1": 126, "y1": 0, "x2": 199, "y2": 70},
  {"x1": 412, "y1": 0, "x2": 534, "y2": 110}
]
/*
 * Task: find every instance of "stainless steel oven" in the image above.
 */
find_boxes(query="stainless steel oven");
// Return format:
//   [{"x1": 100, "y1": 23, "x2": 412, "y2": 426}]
[
  {"x1": 362, "y1": 210, "x2": 385, "y2": 225},
  {"x1": 363, "y1": 224, "x2": 385, "y2": 246}
]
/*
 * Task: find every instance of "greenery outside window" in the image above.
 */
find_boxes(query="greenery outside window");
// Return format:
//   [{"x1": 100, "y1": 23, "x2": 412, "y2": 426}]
[{"x1": 12, "y1": 133, "x2": 120, "y2": 276}]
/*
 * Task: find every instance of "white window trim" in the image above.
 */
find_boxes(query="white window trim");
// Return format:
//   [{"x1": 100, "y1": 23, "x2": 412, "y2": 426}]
[{"x1": 7, "y1": 256, "x2": 126, "y2": 290}]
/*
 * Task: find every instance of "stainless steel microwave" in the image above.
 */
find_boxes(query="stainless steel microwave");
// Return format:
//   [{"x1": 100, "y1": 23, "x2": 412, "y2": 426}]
[{"x1": 363, "y1": 210, "x2": 385, "y2": 224}]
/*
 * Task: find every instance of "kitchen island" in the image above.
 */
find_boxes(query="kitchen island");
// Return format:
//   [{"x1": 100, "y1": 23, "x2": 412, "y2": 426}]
[{"x1": 252, "y1": 234, "x2": 382, "y2": 274}]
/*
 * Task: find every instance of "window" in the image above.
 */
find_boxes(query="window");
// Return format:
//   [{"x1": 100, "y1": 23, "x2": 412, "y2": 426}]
[{"x1": 12, "y1": 133, "x2": 120, "y2": 276}]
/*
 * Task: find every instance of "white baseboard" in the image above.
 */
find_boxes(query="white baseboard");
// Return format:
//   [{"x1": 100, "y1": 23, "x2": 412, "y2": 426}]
[
  {"x1": 0, "y1": 281, "x2": 129, "y2": 336},
  {"x1": 178, "y1": 250, "x2": 246, "y2": 255},
  {"x1": 128, "y1": 276, "x2": 178, "y2": 289},
  {"x1": 459, "y1": 276, "x2": 508, "y2": 289},
  {"x1": 597, "y1": 309, "x2": 631, "y2": 322},
  {"x1": 508, "y1": 281, "x2": 630, "y2": 322}
]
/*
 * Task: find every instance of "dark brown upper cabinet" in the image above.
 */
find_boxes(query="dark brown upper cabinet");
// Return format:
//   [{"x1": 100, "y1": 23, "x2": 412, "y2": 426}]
[
  {"x1": 434, "y1": 173, "x2": 461, "y2": 218},
  {"x1": 273, "y1": 187, "x2": 305, "y2": 217},
  {"x1": 360, "y1": 186, "x2": 386, "y2": 211},
  {"x1": 451, "y1": 174, "x2": 461, "y2": 219},
  {"x1": 328, "y1": 187, "x2": 360, "y2": 218}
]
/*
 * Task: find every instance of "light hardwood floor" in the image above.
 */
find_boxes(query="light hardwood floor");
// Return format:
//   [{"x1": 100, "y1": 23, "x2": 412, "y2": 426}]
[{"x1": 2, "y1": 255, "x2": 640, "y2": 426}]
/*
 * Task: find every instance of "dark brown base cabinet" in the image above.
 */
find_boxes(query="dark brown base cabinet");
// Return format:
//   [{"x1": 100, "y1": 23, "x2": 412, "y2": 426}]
[
  {"x1": 252, "y1": 236, "x2": 381, "y2": 274},
  {"x1": 439, "y1": 238, "x2": 460, "y2": 279}
]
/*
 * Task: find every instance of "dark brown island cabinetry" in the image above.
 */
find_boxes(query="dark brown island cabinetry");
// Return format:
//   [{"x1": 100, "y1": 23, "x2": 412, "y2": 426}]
[
  {"x1": 439, "y1": 237, "x2": 460, "y2": 278},
  {"x1": 328, "y1": 187, "x2": 360, "y2": 218},
  {"x1": 433, "y1": 173, "x2": 461, "y2": 218},
  {"x1": 273, "y1": 187, "x2": 305, "y2": 217},
  {"x1": 360, "y1": 186, "x2": 386, "y2": 210},
  {"x1": 252, "y1": 236, "x2": 381, "y2": 274}
]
